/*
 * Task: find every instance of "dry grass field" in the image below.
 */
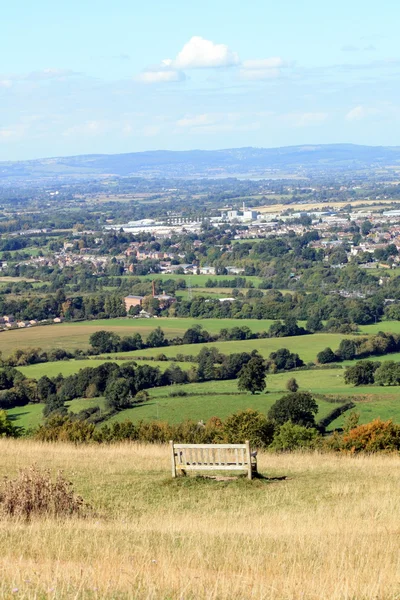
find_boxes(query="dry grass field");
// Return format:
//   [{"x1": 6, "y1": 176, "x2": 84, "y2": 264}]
[
  {"x1": 256, "y1": 198, "x2": 399, "y2": 214},
  {"x1": 0, "y1": 440, "x2": 400, "y2": 599}
]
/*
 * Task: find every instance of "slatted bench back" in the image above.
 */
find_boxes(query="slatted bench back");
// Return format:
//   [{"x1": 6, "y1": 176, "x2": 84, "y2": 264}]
[{"x1": 170, "y1": 441, "x2": 255, "y2": 479}]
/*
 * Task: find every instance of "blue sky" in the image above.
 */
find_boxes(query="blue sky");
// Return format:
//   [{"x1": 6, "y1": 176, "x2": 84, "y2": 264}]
[{"x1": 1, "y1": 0, "x2": 400, "y2": 160}]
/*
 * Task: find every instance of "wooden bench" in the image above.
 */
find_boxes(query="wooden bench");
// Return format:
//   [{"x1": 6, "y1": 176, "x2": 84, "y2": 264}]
[{"x1": 170, "y1": 440, "x2": 257, "y2": 479}]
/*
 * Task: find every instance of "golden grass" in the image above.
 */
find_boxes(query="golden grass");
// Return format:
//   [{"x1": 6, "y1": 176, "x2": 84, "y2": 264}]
[{"x1": 0, "y1": 440, "x2": 400, "y2": 599}]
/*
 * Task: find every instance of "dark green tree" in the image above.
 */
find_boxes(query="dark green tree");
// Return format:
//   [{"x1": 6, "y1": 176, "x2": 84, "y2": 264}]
[
  {"x1": 37, "y1": 376, "x2": 57, "y2": 402},
  {"x1": 317, "y1": 347, "x2": 336, "y2": 364},
  {"x1": 268, "y1": 392, "x2": 318, "y2": 427},
  {"x1": 89, "y1": 330, "x2": 120, "y2": 353},
  {"x1": 237, "y1": 356, "x2": 267, "y2": 394},
  {"x1": 105, "y1": 378, "x2": 133, "y2": 411},
  {"x1": 146, "y1": 327, "x2": 167, "y2": 348}
]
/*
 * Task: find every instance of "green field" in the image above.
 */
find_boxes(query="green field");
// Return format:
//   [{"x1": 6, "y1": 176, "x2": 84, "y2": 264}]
[
  {"x1": 104, "y1": 332, "x2": 350, "y2": 363},
  {"x1": 7, "y1": 397, "x2": 107, "y2": 431},
  {"x1": 359, "y1": 321, "x2": 400, "y2": 335},
  {"x1": 0, "y1": 318, "x2": 277, "y2": 356},
  {"x1": 10, "y1": 365, "x2": 400, "y2": 431},
  {"x1": 3, "y1": 315, "x2": 400, "y2": 359},
  {"x1": 126, "y1": 273, "x2": 264, "y2": 286},
  {"x1": 17, "y1": 358, "x2": 195, "y2": 379}
]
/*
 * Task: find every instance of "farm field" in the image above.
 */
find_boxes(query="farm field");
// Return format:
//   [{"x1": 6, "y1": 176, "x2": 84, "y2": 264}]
[
  {"x1": 256, "y1": 198, "x2": 399, "y2": 213},
  {"x1": 7, "y1": 398, "x2": 106, "y2": 431},
  {"x1": 110, "y1": 372, "x2": 400, "y2": 427},
  {"x1": 3, "y1": 315, "x2": 400, "y2": 358},
  {"x1": 0, "y1": 318, "x2": 278, "y2": 356},
  {"x1": 359, "y1": 321, "x2": 400, "y2": 335},
  {"x1": 105, "y1": 332, "x2": 352, "y2": 363},
  {"x1": 17, "y1": 358, "x2": 196, "y2": 379},
  {"x1": 0, "y1": 440, "x2": 399, "y2": 599},
  {"x1": 9, "y1": 366, "x2": 400, "y2": 430},
  {"x1": 124, "y1": 273, "x2": 264, "y2": 286}
]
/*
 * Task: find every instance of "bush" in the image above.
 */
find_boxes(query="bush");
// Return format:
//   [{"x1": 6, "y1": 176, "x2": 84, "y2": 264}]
[
  {"x1": 169, "y1": 389, "x2": 188, "y2": 397},
  {"x1": 0, "y1": 410, "x2": 21, "y2": 437},
  {"x1": 35, "y1": 415, "x2": 96, "y2": 443},
  {"x1": 286, "y1": 378, "x2": 299, "y2": 393},
  {"x1": 0, "y1": 465, "x2": 90, "y2": 519},
  {"x1": 317, "y1": 401, "x2": 356, "y2": 431},
  {"x1": 317, "y1": 348, "x2": 337, "y2": 364},
  {"x1": 134, "y1": 390, "x2": 149, "y2": 403},
  {"x1": 222, "y1": 409, "x2": 275, "y2": 448},
  {"x1": 334, "y1": 419, "x2": 400, "y2": 453},
  {"x1": 271, "y1": 422, "x2": 320, "y2": 451}
]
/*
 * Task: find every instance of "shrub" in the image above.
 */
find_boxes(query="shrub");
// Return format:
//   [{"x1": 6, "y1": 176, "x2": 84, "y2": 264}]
[
  {"x1": 0, "y1": 465, "x2": 90, "y2": 519},
  {"x1": 0, "y1": 410, "x2": 21, "y2": 437},
  {"x1": 271, "y1": 422, "x2": 320, "y2": 451},
  {"x1": 318, "y1": 401, "x2": 356, "y2": 431},
  {"x1": 286, "y1": 378, "x2": 299, "y2": 393},
  {"x1": 35, "y1": 415, "x2": 96, "y2": 443},
  {"x1": 134, "y1": 390, "x2": 150, "y2": 403},
  {"x1": 222, "y1": 409, "x2": 275, "y2": 448},
  {"x1": 334, "y1": 419, "x2": 400, "y2": 453}
]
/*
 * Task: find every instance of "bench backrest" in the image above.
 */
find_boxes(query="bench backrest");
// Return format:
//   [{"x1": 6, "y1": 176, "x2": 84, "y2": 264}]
[{"x1": 170, "y1": 441, "x2": 255, "y2": 479}]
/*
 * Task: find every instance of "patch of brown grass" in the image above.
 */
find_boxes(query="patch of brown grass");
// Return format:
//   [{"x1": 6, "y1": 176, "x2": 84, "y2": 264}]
[{"x1": 0, "y1": 465, "x2": 90, "y2": 519}]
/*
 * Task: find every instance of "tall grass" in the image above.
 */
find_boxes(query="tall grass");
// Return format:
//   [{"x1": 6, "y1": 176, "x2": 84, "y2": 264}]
[{"x1": 0, "y1": 440, "x2": 399, "y2": 599}]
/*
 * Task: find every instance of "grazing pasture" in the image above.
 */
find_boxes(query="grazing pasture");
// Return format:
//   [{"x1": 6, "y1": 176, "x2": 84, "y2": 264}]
[
  {"x1": 106, "y1": 332, "x2": 351, "y2": 363},
  {"x1": 17, "y1": 358, "x2": 196, "y2": 380},
  {"x1": 0, "y1": 440, "x2": 399, "y2": 599},
  {"x1": 0, "y1": 318, "x2": 279, "y2": 356},
  {"x1": 9, "y1": 366, "x2": 400, "y2": 430}
]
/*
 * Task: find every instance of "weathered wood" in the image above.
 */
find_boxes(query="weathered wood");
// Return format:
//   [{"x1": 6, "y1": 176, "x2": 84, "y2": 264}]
[
  {"x1": 170, "y1": 441, "x2": 257, "y2": 478},
  {"x1": 245, "y1": 440, "x2": 252, "y2": 480},
  {"x1": 170, "y1": 440, "x2": 176, "y2": 478},
  {"x1": 173, "y1": 443, "x2": 250, "y2": 449}
]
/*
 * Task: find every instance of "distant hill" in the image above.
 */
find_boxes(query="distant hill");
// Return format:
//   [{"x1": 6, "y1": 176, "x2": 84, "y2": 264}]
[{"x1": 2, "y1": 144, "x2": 400, "y2": 183}]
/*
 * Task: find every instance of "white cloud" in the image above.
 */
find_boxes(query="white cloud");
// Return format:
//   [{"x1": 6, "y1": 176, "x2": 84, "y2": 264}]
[
  {"x1": 169, "y1": 36, "x2": 239, "y2": 69},
  {"x1": 239, "y1": 68, "x2": 281, "y2": 80},
  {"x1": 175, "y1": 112, "x2": 260, "y2": 134},
  {"x1": 143, "y1": 125, "x2": 162, "y2": 136},
  {"x1": 26, "y1": 68, "x2": 78, "y2": 81},
  {"x1": 345, "y1": 105, "x2": 379, "y2": 121},
  {"x1": 0, "y1": 80, "x2": 12, "y2": 88},
  {"x1": 283, "y1": 112, "x2": 329, "y2": 127},
  {"x1": 136, "y1": 69, "x2": 185, "y2": 84},
  {"x1": 239, "y1": 57, "x2": 290, "y2": 80},
  {"x1": 242, "y1": 58, "x2": 286, "y2": 69},
  {"x1": 177, "y1": 114, "x2": 217, "y2": 128},
  {"x1": 0, "y1": 124, "x2": 26, "y2": 141},
  {"x1": 63, "y1": 120, "x2": 109, "y2": 137}
]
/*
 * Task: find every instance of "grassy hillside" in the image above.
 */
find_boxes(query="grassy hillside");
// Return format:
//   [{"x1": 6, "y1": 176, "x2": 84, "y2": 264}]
[
  {"x1": 0, "y1": 440, "x2": 399, "y2": 599},
  {"x1": 17, "y1": 358, "x2": 195, "y2": 380},
  {"x1": 0, "y1": 318, "x2": 278, "y2": 356},
  {"x1": 10, "y1": 366, "x2": 400, "y2": 431},
  {"x1": 105, "y1": 333, "x2": 351, "y2": 363},
  {"x1": 3, "y1": 315, "x2": 400, "y2": 357}
]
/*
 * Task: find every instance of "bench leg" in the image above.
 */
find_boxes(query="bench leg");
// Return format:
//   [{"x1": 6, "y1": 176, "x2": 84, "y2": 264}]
[
  {"x1": 170, "y1": 440, "x2": 176, "y2": 478},
  {"x1": 245, "y1": 441, "x2": 252, "y2": 480}
]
